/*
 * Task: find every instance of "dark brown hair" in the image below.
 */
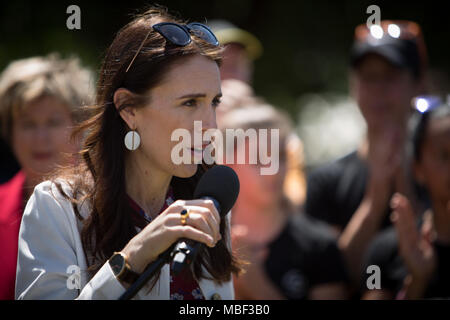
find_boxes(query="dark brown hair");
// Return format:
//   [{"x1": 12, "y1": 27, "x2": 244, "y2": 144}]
[{"x1": 55, "y1": 6, "x2": 240, "y2": 283}]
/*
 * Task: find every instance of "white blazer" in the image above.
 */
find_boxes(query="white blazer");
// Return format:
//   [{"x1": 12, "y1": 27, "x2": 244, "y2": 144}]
[{"x1": 15, "y1": 180, "x2": 234, "y2": 300}]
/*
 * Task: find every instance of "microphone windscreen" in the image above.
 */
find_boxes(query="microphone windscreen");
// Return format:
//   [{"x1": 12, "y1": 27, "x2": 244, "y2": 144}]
[{"x1": 193, "y1": 165, "x2": 240, "y2": 217}]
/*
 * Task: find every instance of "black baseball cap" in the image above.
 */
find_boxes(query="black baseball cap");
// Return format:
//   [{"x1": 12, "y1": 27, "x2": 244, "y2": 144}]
[{"x1": 350, "y1": 20, "x2": 428, "y2": 78}]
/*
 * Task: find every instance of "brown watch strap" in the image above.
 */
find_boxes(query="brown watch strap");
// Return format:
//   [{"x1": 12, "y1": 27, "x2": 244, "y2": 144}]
[
  {"x1": 119, "y1": 264, "x2": 140, "y2": 284},
  {"x1": 109, "y1": 252, "x2": 140, "y2": 284}
]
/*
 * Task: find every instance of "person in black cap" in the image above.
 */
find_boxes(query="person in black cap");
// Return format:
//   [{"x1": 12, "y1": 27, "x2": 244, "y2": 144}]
[{"x1": 305, "y1": 20, "x2": 429, "y2": 289}]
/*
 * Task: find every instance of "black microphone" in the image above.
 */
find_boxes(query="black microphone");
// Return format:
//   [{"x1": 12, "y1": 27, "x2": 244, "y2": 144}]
[
  {"x1": 171, "y1": 165, "x2": 240, "y2": 275},
  {"x1": 119, "y1": 165, "x2": 239, "y2": 300}
]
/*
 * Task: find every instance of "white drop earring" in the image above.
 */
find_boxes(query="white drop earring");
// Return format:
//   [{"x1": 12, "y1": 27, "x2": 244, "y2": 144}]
[{"x1": 124, "y1": 130, "x2": 141, "y2": 151}]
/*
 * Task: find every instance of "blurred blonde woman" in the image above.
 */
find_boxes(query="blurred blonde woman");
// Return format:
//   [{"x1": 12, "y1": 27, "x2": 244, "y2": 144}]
[{"x1": 0, "y1": 54, "x2": 93, "y2": 300}]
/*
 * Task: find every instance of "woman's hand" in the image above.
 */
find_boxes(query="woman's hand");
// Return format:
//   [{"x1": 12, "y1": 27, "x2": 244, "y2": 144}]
[
  {"x1": 364, "y1": 126, "x2": 407, "y2": 220},
  {"x1": 122, "y1": 199, "x2": 222, "y2": 274},
  {"x1": 367, "y1": 126, "x2": 405, "y2": 187},
  {"x1": 391, "y1": 193, "x2": 436, "y2": 291}
]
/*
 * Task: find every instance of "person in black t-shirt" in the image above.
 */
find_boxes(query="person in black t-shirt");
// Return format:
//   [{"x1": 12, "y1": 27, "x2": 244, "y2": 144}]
[
  {"x1": 362, "y1": 102, "x2": 450, "y2": 299},
  {"x1": 263, "y1": 213, "x2": 349, "y2": 300},
  {"x1": 305, "y1": 21, "x2": 429, "y2": 286},
  {"x1": 220, "y1": 104, "x2": 349, "y2": 299}
]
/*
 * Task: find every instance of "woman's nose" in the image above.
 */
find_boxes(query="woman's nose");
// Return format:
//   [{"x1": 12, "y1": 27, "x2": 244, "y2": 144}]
[
  {"x1": 202, "y1": 108, "x2": 217, "y2": 132},
  {"x1": 33, "y1": 126, "x2": 51, "y2": 144}
]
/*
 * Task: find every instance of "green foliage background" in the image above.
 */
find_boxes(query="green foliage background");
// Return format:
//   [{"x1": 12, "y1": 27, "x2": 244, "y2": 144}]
[{"x1": 1, "y1": 0, "x2": 448, "y2": 119}]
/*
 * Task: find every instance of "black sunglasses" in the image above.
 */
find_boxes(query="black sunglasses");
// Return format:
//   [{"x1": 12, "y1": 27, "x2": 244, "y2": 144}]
[{"x1": 126, "y1": 22, "x2": 219, "y2": 72}]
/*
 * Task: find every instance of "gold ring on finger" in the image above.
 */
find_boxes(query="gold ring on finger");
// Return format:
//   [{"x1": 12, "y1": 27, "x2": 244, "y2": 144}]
[{"x1": 180, "y1": 208, "x2": 190, "y2": 226}]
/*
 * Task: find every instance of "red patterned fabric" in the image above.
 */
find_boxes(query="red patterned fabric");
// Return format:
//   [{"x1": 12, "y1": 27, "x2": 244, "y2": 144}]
[{"x1": 127, "y1": 188, "x2": 204, "y2": 300}]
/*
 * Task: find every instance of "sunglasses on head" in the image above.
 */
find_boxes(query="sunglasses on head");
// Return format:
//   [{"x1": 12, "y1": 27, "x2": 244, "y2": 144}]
[
  {"x1": 126, "y1": 22, "x2": 219, "y2": 72},
  {"x1": 354, "y1": 20, "x2": 423, "y2": 42}
]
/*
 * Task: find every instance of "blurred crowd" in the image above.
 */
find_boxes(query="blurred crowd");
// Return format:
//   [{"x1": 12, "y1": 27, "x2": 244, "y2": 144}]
[{"x1": 0, "y1": 17, "x2": 449, "y2": 300}]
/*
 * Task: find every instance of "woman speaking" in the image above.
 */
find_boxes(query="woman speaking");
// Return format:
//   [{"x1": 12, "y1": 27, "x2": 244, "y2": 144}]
[{"x1": 15, "y1": 6, "x2": 240, "y2": 300}]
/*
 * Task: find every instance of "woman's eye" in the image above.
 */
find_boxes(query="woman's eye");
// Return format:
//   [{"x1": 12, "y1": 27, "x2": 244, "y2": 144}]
[
  {"x1": 212, "y1": 98, "x2": 222, "y2": 108},
  {"x1": 182, "y1": 99, "x2": 197, "y2": 107}
]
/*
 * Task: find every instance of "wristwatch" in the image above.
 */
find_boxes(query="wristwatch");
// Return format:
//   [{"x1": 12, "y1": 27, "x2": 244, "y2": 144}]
[{"x1": 108, "y1": 252, "x2": 140, "y2": 284}]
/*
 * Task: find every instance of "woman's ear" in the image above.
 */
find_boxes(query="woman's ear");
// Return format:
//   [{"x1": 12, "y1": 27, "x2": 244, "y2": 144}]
[{"x1": 113, "y1": 88, "x2": 137, "y2": 129}]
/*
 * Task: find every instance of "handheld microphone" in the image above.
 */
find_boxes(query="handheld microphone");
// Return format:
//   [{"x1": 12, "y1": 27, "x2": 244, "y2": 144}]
[
  {"x1": 119, "y1": 165, "x2": 239, "y2": 299},
  {"x1": 171, "y1": 165, "x2": 240, "y2": 275}
]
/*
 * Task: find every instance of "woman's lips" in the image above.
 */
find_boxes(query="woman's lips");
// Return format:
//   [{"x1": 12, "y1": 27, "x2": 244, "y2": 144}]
[
  {"x1": 190, "y1": 143, "x2": 211, "y2": 151},
  {"x1": 189, "y1": 143, "x2": 211, "y2": 157},
  {"x1": 190, "y1": 147, "x2": 204, "y2": 156}
]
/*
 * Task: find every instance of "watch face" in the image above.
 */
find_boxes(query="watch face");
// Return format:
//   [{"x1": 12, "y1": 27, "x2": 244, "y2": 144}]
[{"x1": 110, "y1": 253, "x2": 125, "y2": 276}]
